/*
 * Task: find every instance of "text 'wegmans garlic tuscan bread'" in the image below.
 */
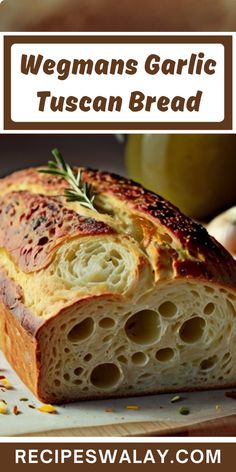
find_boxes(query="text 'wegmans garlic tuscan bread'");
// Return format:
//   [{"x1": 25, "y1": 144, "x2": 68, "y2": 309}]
[{"x1": 0, "y1": 165, "x2": 235, "y2": 404}]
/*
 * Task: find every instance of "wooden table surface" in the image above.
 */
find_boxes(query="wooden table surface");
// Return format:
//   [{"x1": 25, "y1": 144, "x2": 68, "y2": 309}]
[{"x1": 20, "y1": 414, "x2": 236, "y2": 437}]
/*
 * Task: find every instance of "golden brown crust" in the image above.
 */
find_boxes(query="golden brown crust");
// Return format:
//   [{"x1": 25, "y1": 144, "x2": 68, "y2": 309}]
[
  {"x1": 84, "y1": 169, "x2": 236, "y2": 288},
  {"x1": 0, "y1": 167, "x2": 68, "y2": 194},
  {"x1": 0, "y1": 166, "x2": 235, "y2": 286},
  {"x1": 0, "y1": 190, "x2": 114, "y2": 272},
  {"x1": 0, "y1": 280, "x2": 39, "y2": 395},
  {"x1": 0, "y1": 269, "x2": 43, "y2": 335}
]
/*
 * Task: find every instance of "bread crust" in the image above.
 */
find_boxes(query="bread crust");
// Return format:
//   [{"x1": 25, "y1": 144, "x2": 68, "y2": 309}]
[
  {"x1": 1, "y1": 167, "x2": 235, "y2": 286},
  {"x1": 0, "y1": 190, "x2": 114, "y2": 272},
  {"x1": 84, "y1": 169, "x2": 236, "y2": 287},
  {"x1": 0, "y1": 269, "x2": 41, "y2": 394}
]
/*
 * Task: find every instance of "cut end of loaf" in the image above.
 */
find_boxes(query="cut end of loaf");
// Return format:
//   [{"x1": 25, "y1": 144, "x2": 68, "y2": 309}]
[{"x1": 37, "y1": 281, "x2": 236, "y2": 403}]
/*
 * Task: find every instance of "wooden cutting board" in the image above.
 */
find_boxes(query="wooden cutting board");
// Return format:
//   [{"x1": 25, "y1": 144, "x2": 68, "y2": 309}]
[{"x1": 21, "y1": 414, "x2": 236, "y2": 437}]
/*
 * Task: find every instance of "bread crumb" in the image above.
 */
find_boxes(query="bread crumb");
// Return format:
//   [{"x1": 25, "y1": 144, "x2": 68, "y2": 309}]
[
  {"x1": 225, "y1": 391, "x2": 236, "y2": 399},
  {"x1": 171, "y1": 395, "x2": 182, "y2": 403},
  {"x1": 38, "y1": 404, "x2": 57, "y2": 414},
  {"x1": 0, "y1": 400, "x2": 8, "y2": 414},
  {"x1": 0, "y1": 378, "x2": 13, "y2": 390},
  {"x1": 13, "y1": 405, "x2": 21, "y2": 415},
  {"x1": 179, "y1": 406, "x2": 190, "y2": 415}
]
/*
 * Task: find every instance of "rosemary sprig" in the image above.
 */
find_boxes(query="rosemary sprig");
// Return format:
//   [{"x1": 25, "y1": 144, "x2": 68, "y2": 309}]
[{"x1": 39, "y1": 148, "x2": 97, "y2": 211}]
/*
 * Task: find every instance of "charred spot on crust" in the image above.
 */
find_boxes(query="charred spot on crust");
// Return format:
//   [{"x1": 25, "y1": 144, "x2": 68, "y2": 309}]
[
  {"x1": 84, "y1": 169, "x2": 212, "y2": 250},
  {"x1": 0, "y1": 191, "x2": 115, "y2": 272}
]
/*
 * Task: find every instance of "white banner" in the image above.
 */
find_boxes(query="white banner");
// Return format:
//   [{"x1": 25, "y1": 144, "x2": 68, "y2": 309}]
[{"x1": 0, "y1": 33, "x2": 234, "y2": 133}]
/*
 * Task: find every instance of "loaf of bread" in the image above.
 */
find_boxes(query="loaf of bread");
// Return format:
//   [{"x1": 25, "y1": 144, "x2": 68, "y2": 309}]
[{"x1": 0, "y1": 166, "x2": 235, "y2": 404}]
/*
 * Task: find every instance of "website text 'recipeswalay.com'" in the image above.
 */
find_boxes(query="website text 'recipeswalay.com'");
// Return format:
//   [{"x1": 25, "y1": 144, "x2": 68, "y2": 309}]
[{"x1": 15, "y1": 447, "x2": 221, "y2": 465}]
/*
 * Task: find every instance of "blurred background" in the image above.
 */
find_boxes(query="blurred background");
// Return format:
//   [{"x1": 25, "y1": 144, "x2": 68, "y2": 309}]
[
  {"x1": 1, "y1": 133, "x2": 236, "y2": 219},
  {"x1": 1, "y1": 133, "x2": 236, "y2": 257},
  {"x1": 0, "y1": 134, "x2": 125, "y2": 177},
  {"x1": 1, "y1": 0, "x2": 236, "y2": 31}
]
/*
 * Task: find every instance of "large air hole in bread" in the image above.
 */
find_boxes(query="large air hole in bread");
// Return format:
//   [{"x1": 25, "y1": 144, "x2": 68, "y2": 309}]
[
  {"x1": 90, "y1": 363, "x2": 122, "y2": 390},
  {"x1": 125, "y1": 310, "x2": 161, "y2": 345},
  {"x1": 0, "y1": 167, "x2": 235, "y2": 403},
  {"x1": 68, "y1": 318, "x2": 94, "y2": 343},
  {"x1": 179, "y1": 317, "x2": 206, "y2": 344}
]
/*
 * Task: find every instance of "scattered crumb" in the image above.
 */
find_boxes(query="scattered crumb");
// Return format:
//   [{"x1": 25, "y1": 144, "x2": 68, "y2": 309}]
[
  {"x1": 13, "y1": 406, "x2": 21, "y2": 416},
  {"x1": 126, "y1": 405, "x2": 140, "y2": 411},
  {"x1": 179, "y1": 406, "x2": 190, "y2": 415},
  {"x1": 171, "y1": 395, "x2": 182, "y2": 403},
  {"x1": 28, "y1": 404, "x2": 36, "y2": 409},
  {"x1": 38, "y1": 404, "x2": 57, "y2": 414},
  {"x1": 215, "y1": 404, "x2": 221, "y2": 412},
  {"x1": 225, "y1": 391, "x2": 236, "y2": 400},
  {"x1": 19, "y1": 398, "x2": 29, "y2": 402},
  {"x1": 0, "y1": 400, "x2": 8, "y2": 414},
  {"x1": 0, "y1": 378, "x2": 13, "y2": 390},
  {"x1": 105, "y1": 408, "x2": 114, "y2": 413}
]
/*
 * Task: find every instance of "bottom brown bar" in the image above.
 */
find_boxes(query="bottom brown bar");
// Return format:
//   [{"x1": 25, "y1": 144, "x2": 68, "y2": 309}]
[{"x1": 1, "y1": 442, "x2": 235, "y2": 471}]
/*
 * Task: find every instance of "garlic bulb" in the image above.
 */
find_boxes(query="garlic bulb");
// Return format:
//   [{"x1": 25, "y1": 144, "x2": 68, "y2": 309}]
[{"x1": 207, "y1": 207, "x2": 236, "y2": 258}]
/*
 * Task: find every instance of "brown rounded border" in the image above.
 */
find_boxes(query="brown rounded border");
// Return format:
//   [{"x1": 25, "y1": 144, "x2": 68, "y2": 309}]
[{"x1": 3, "y1": 34, "x2": 232, "y2": 131}]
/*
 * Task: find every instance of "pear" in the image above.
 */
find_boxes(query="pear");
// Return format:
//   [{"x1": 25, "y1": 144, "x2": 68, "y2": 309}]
[{"x1": 125, "y1": 134, "x2": 236, "y2": 220}]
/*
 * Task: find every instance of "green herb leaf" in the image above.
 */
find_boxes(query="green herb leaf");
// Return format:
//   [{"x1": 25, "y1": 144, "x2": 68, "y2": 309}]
[
  {"x1": 179, "y1": 406, "x2": 190, "y2": 415},
  {"x1": 51, "y1": 148, "x2": 67, "y2": 172},
  {"x1": 39, "y1": 148, "x2": 97, "y2": 211}
]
